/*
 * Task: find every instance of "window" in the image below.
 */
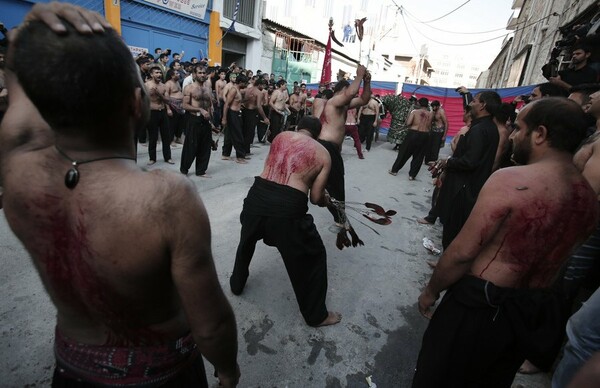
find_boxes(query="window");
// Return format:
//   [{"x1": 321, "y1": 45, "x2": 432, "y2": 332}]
[
  {"x1": 454, "y1": 73, "x2": 463, "y2": 78},
  {"x1": 224, "y1": 0, "x2": 255, "y2": 27}
]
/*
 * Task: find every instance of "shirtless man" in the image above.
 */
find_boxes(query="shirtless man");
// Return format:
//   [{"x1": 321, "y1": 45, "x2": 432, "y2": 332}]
[
  {"x1": 241, "y1": 77, "x2": 269, "y2": 153},
  {"x1": 229, "y1": 116, "x2": 341, "y2": 327},
  {"x1": 388, "y1": 97, "x2": 432, "y2": 180},
  {"x1": 299, "y1": 83, "x2": 308, "y2": 115},
  {"x1": 165, "y1": 69, "x2": 184, "y2": 145},
  {"x1": 181, "y1": 65, "x2": 215, "y2": 177},
  {"x1": 425, "y1": 100, "x2": 448, "y2": 163},
  {"x1": 312, "y1": 64, "x2": 371, "y2": 225},
  {"x1": 214, "y1": 69, "x2": 227, "y2": 128},
  {"x1": 0, "y1": 5, "x2": 239, "y2": 386},
  {"x1": 357, "y1": 96, "x2": 380, "y2": 151},
  {"x1": 288, "y1": 86, "x2": 303, "y2": 130},
  {"x1": 413, "y1": 98, "x2": 599, "y2": 387},
  {"x1": 222, "y1": 74, "x2": 248, "y2": 163},
  {"x1": 145, "y1": 66, "x2": 174, "y2": 165},
  {"x1": 268, "y1": 79, "x2": 289, "y2": 142},
  {"x1": 256, "y1": 81, "x2": 271, "y2": 143}
]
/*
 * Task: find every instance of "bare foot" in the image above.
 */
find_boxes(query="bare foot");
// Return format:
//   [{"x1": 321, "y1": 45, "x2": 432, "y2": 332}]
[
  {"x1": 221, "y1": 156, "x2": 231, "y2": 161},
  {"x1": 388, "y1": 170, "x2": 397, "y2": 176},
  {"x1": 426, "y1": 260, "x2": 438, "y2": 269},
  {"x1": 417, "y1": 218, "x2": 433, "y2": 225},
  {"x1": 518, "y1": 359, "x2": 541, "y2": 374},
  {"x1": 317, "y1": 311, "x2": 342, "y2": 327},
  {"x1": 196, "y1": 173, "x2": 212, "y2": 178},
  {"x1": 236, "y1": 158, "x2": 248, "y2": 164}
]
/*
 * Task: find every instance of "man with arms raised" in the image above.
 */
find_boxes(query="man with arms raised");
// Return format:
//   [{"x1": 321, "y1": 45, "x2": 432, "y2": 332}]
[
  {"x1": 413, "y1": 98, "x2": 598, "y2": 388},
  {"x1": 312, "y1": 65, "x2": 371, "y2": 225},
  {"x1": 229, "y1": 116, "x2": 341, "y2": 327},
  {"x1": 0, "y1": 5, "x2": 239, "y2": 386}
]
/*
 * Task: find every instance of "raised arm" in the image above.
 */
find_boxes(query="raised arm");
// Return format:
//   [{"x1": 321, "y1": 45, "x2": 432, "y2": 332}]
[
  {"x1": 349, "y1": 71, "x2": 372, "y2": 109},
  {"x1": 170, "y1": 179, "x2": 240, "y2": 387},
  {"x1": 330, "y1": 65, "x2": 367, "y2": 107}
]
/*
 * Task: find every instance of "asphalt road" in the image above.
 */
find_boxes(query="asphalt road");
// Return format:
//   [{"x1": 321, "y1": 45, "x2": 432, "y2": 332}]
[{"x1": 0, "y1": 134, "x2": 552, "y2": 387}]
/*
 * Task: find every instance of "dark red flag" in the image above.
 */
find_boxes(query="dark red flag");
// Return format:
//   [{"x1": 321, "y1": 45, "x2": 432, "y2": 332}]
[{"x1": 320, "y1": 33, "x2": 332, "y2": 86}]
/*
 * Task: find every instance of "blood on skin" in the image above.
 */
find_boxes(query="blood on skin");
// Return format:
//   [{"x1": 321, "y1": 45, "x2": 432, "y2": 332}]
[
  {"x1": 32, "y1": 194, "x2": 162, "y2": 345},
  {"x1": 479, "y1": 183, "x2": 598, "y2": 288},
  {"x1": 263, "y1": 134, "x2": 317, "y2": 184}
]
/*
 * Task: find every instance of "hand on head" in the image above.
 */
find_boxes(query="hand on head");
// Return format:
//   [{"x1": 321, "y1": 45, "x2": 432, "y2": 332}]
[{"x1": 25, "y1": 1, "x2": 111, "y2": 34}]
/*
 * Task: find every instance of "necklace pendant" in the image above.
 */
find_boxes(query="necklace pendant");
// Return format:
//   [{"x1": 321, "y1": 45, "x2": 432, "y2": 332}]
[{"x1": 65, "y1": 167, "x2": 80, "y2": 189}]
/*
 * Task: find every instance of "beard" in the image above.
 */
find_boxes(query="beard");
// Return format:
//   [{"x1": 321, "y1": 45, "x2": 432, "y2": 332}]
[{"x1": 511, "y1": 136, "x2": 532, "y2": 165}]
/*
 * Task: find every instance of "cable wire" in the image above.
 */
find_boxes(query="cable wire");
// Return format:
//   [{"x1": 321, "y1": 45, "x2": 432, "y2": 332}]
[
  {"x1": 421, "y1": 0, "x2": 471, "y2": 23},
  {"x1": 403, "y1": 10, "x2": 556, "y2": 47}
]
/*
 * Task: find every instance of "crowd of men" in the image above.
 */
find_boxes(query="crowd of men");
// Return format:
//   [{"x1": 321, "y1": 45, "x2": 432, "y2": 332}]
[{"x1": 2, "y1": 3, "x2": 600, "y2": 387}]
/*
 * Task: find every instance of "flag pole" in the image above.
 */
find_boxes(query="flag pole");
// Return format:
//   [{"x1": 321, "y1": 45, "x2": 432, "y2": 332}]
[{"x1": 216, "y1": 0, "x2": 240, "y2": 46}]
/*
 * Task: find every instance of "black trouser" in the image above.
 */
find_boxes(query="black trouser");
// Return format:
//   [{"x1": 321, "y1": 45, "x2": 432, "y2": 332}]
[
  {"x1": 148, "y1": 109, "x2": 172, "y2": 162},
  {"x1": 138, "y1": 126, "x2": 148, "y2": 143},
  {"x1": 180, "y1": 114, "x2": 212, "y2": 175},
  {"x1": 257, "y1": 105, "x2": 270, "y2": 142},
  {"x1": 423, "y1": 186, "x2": 441, "y2": 223},
  {"x1": 268, "y1": 110, "x2": 284, "y2": 143},
  {"x1": 288, "y1": 109, "x2": 299, "y2": 129},
  {"x1": 390, "y1": 130, "x2": 429, "y2": 178},
  {"x1": 169, "y1": 111, "x2": 185, "y2": 140},
  {"x1": 222, "y1": 109, "x2": 246, "y2": 159},
  {"x1": 242, "y1": 108, "x2": 259, "y2": 153},
  {"x1": 358, "y1": 114, "x2": 377, "y2": 151},
  {"x1": 230, "y1": 211, "x2": 329, "y2": 326},
  {"x1": 425, "y1": 130, "x2": 444, "y2": 163}
]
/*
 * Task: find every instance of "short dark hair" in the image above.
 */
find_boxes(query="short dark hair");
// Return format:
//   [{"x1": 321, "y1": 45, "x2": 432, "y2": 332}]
[
  {"x1": 159, "y1": 53, "x2": 169, "y2": 60},
  {"x1": 10, "y1": 20, "x2": 143, "y2": 140},
  {"x1": 276, "y1": 79, "x2": 286, "y2": 87},
  {"x1": 431, "y1": 100, "x2": 440, "y2": 107},
  {"x1": 537, "y1": 82, "x2": 568, "y2": 97},
  {"x1": 573, "y1": 42, "x2": 592, "y2": 54},
  {"x1": 322, "y1": 89, "x2": 334, "y2": 99},
  {"x1": 256, "y1": 78, "x2": 267, "y2": 86},
  {"x1": 169, "y1": 59, "x2": 181, "y2": 69},
  {"x1": 297, "y1": 116, "x2": 322, "y2": 138},
  {"x1": 166, "y1": 69, "x2": 177, "y2": 80},
  {"x1": 236, "y1": 75, "x2": 248, "y2": 84},
  {"x1": 569, "y1": 83, "x2": 600, "y2": 106},
  {"x1": 418, "y1": 97, "x2": 429, "y2": 107},
  {"x1": 154, "y1": 47, "x2": 161, "y2": 54},
  {"x1": 476, "y1": 91, "x2": 501, "y2": 116},
  {"x1": 521, "y1": 97, "x2": 588, "y2": 154},
  {"x1": 333, "y1": 80, "x2": 350, "y2": 94},
  {"x1": 172, "y1": 52, "x2": 180, "y2": 57},
  {"x1": 495, "y1": 102, "x2": 516, "y2": 124},
  {"x1": 193, "y1": 64, "x2": 207, "y2": 73}
]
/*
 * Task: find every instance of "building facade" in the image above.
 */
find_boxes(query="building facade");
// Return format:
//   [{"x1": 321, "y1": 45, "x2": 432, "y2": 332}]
[{"x1": 483, "y1": 0, "x2": 600, "y2": 88}]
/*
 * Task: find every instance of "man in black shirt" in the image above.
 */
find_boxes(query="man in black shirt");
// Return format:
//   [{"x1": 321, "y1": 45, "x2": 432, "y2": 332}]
[{"x1": 550, "y1": 43, "x2": 598, "y2": 91}]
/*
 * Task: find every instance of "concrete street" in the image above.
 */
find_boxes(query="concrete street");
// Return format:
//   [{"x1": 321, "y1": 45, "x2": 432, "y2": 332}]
[{"x1": 1, "y1": 135, "x2": 552, "y2": 387}]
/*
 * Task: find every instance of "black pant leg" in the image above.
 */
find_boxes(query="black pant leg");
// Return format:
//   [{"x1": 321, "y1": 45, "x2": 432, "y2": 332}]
[
  {"x1": 195, "y1": 118, "x2": 212, "y2": 175},
  {"x1": 158, "y1": 111, "x2": 172, "y2": 161},
  {"x1": 268, "y1": 215, "x2": 329, "y2": 326},
  {"x1": 408, "y1": 132, "x2": 429, "y2": 178},
  {"x1": 180, "y1": 114, "x2": 199, "y2": 173},
  {"x1": 147, "y1": 110, "x2": 161, "y2": 161},
  {"x1": 230, "y1": 211, "x2": 264, "y2": 295},
  {"x1": 227, "y1": 110, "x2": 246, "y2": 159},
  {"x1": 242, "y1": 109, "x2": 258, "y2": 152},
  {"x1": 391, "y1": 130, "x2": 416, "y2": 173},
  {"x1": 268, "y1": 111, "x2": 283, "y2": 142}
]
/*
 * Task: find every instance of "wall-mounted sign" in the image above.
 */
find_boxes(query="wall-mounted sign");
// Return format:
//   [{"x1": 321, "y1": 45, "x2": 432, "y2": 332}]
[{"x1": 144, "y1": 0, "x2": 209, "y2": 21}]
